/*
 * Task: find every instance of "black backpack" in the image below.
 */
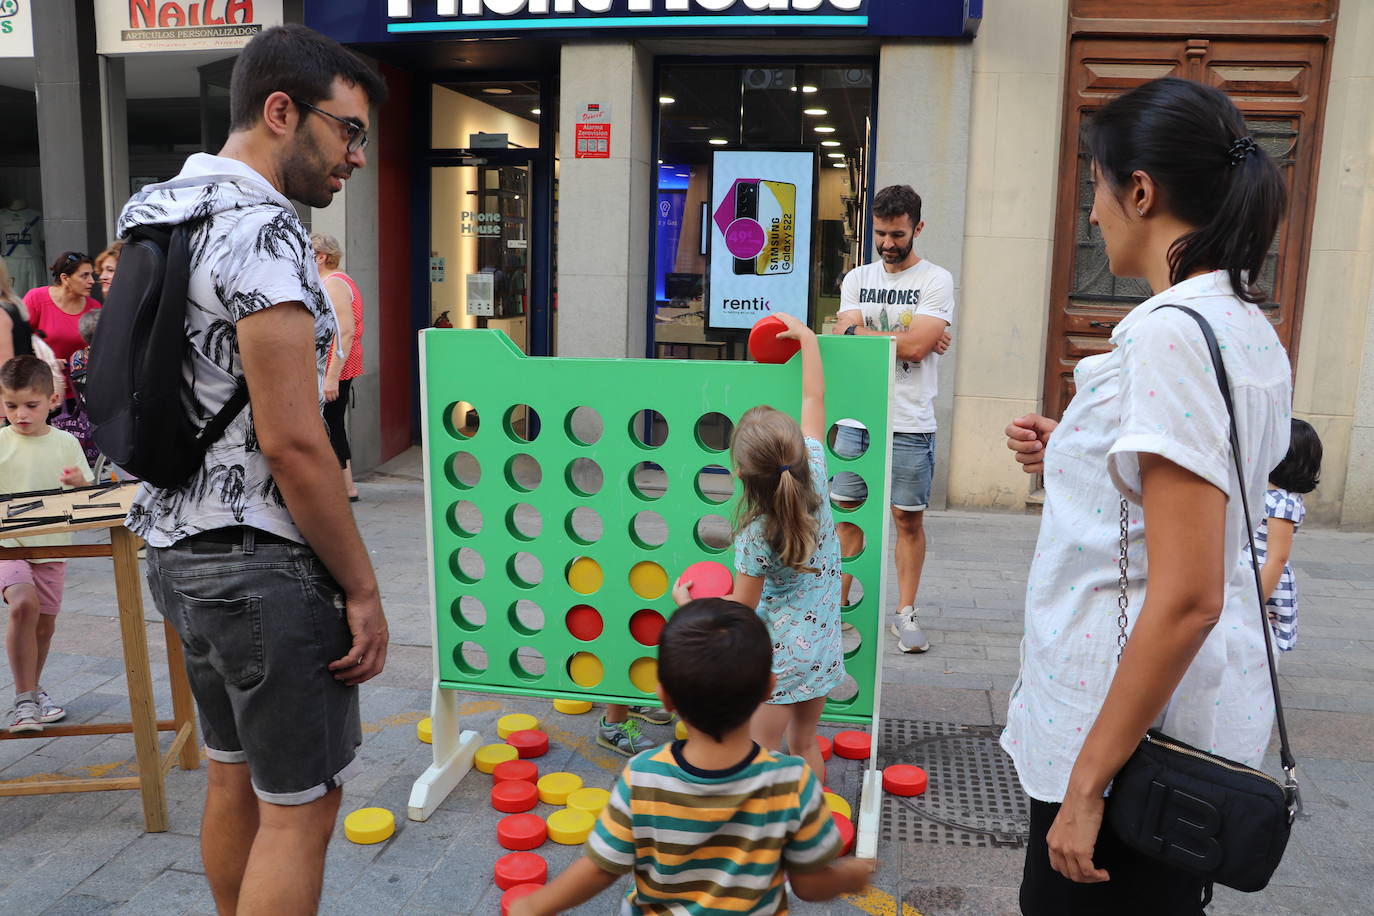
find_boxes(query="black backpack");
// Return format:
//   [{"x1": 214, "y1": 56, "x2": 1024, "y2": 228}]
[
  {"x1": 85, "y1": 224, "x2": 248, "y2": 488},
  {"x1": 0, "y1": 299, "x2": 34, "y2": 357}
]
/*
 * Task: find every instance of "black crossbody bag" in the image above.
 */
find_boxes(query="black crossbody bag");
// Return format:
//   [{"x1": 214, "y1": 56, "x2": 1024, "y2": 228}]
[{"x1": 1103, "y1": 305, "x2": 1300, "y2": 894}]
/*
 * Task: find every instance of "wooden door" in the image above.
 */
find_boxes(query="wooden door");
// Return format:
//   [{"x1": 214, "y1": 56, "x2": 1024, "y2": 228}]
[{"x1": 1042, "y1": 36, "x2": 1329, "y2": 420}]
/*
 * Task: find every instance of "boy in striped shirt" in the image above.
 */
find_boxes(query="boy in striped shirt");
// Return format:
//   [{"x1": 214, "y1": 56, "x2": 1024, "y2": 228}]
[{"x1": 512, "y1": 598, "x2": 874, "y2": 915}]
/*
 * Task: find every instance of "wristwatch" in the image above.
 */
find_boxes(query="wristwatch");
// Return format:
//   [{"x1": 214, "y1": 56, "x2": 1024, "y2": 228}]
[{"x1": 843, "y1": 324, "x2": 857, "y2": 335}]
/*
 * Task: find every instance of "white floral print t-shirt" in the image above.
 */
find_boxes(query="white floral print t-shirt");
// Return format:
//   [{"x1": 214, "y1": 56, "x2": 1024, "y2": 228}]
[{"x1": 1001, "y1": 271, "x2": 1292, "y2": 803}]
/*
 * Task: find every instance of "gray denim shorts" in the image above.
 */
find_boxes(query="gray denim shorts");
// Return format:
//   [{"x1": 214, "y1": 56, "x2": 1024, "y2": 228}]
[
  {"x1": 830, "y1": 426, "x2": 936, "y2": 512},
  {"x1": 145, "y1": 528, "x2": 362, "y2": 805}
]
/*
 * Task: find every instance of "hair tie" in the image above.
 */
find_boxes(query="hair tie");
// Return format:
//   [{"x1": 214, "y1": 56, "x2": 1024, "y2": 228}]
[
  {"x1": 778, "y1": 464, "x2": 791, "y2": 473},
  {"x1": 1227, "y1": 136, "x2": 1258, "y2": 167}
]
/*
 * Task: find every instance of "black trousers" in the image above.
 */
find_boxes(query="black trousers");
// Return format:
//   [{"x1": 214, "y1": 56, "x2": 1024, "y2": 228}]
[
  {"x1": 323, "y1": 377, "x2": 352, "y2": 468},
  {"x1": 1021, "y1": 799, "x2": 1210, "y2": 915}
]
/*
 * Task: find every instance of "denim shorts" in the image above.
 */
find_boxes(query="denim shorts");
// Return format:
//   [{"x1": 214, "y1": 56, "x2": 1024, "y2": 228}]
[
  {"x1": 145, "y1": 527, "x2": 362, "y2": 805},
  {"x1": 829, "y1": 426, "x2": 936, "y2": 512}
]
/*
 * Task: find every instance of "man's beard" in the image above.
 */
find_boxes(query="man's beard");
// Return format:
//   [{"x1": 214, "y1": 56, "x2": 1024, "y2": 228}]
[
  {"x1": 879, "y1": 238, "x2": 914, "y2": 263},
  {"x1": 281, "y1": 128, "x2": 337, "y2": 209}
]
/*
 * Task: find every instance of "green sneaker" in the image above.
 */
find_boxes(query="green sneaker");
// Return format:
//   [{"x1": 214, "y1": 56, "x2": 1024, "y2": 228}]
[
  {"x1": 626, "y1": 706, "x2": 674, "y2": 726},
  {"x1": 597, "y1": 717, "x2": 653, "y2": 757}
]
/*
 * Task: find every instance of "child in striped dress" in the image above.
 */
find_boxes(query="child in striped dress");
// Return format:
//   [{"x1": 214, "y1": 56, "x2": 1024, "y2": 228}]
[
  {"x1": 1253, "y1": 418, "x2": 1323, "y2": 652},
  {"x1": 510, "y1": 598, "x2": 873, "y2": 916}
]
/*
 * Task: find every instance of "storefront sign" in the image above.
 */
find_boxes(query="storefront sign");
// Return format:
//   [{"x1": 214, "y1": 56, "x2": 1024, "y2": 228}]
[
  {"x1": 311, "y1": 0, "x2": 979, "y2": 41},
  {"x1": 0, "y1": 0, "x2": 33, "y2": 58},
  {"x1": 706, "y1": 150, "x2": 814, "y2": 330},
  {"x1": 96, "y1": 0, "x2": 283, "y2": 54},
  {"x1": 575, "y1": 101, "x2": 611, "y2": 159},
  {"x1": 461, "y1": 210, "x2": 502, "y2": 236}
]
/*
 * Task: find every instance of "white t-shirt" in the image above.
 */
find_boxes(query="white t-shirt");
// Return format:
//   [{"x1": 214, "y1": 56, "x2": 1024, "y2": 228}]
[
  {"x1": 1001, "y1": 271, "x2": 1292, "y2": 803},
  {"x1": 837, "y1": 258, "x2": 953, "y2": 433}
]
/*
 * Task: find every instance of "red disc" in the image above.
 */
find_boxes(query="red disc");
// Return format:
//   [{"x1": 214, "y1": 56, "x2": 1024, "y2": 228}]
[
  {"x1": 501, "y1": 883, "x2": 542, "y2": 916},
  {"x1": 506, "y1": 729, "x2": 550, "y2": 759},
  {"x1": 629, "y1": 609, "x2": 667, "y2": 647},
  {"x1": 832, "y1": 730, "x2": 871, "y2": 760},
  {"x1": 816, "y1": 735, "x2": 832, "y2": 761},
  {"x1": 566, "y1": 604, "x2": 604, "y2": 641},
  {"x1": 493, "y1": 759, "x2": 539, "y2": 785},
  {"x1": 681, "y1": 561, "x2": 734, "y2": 599},
  {"x1": 494, "y1": 851, "x2": 547, "y2": 890},
  {"x1": 491, "y1": 779, "x2": 539, "y2": 814},
  {"x1": 748, "y1": 314, "x2": 801, "y2": 364},
  {"x1": 882, "y1": 764, "x2": 928, "y2": 797},
  {"x1": 497, "y1": 813, "x2": 547, "y2": 850},
  {"x1": 832, "y1": 812, "x2": 855, "y2": 855}
]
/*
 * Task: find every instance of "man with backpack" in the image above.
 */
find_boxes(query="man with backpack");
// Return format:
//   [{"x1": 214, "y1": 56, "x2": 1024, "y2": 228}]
[{"x1": 106, "y1": 26, "x2": 388, "y2": 916}]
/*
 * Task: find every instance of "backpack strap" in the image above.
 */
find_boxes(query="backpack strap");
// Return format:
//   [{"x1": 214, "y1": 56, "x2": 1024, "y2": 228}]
[{"x1": 193, "y1": 379, "x2": 250, "y2": 449}]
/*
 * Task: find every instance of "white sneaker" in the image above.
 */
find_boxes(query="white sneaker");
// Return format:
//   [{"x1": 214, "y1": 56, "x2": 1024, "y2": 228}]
[{"x1": 890, "y1": 606, "x2": 931, "y2": 653}]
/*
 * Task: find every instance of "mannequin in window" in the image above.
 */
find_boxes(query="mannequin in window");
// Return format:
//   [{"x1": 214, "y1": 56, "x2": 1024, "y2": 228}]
[{"x1": 0, "y1": 199, "x2": 46, "y2": 296}]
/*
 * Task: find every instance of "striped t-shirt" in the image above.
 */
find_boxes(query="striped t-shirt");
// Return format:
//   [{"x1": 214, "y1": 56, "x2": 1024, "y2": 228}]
[
  {"x1": 1250, "y1": 487, "x2": 1305, "y2": 652},
  {"x1": 586, "y1": 741, "x2": 842, "y2": 914}
]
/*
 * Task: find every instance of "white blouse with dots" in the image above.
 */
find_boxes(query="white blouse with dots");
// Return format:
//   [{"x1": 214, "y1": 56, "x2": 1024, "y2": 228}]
[{"x1": 1002, "y1": 271, "x2": 1293, "y2": 803}]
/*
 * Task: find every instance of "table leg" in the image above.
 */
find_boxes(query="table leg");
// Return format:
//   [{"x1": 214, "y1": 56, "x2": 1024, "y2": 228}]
[
  {"x1": 164, "y1": 619, "x2": 201, "y2": 771},
  {"x1": 111, "y1": 525, "x2": 168, "y2": 832}
]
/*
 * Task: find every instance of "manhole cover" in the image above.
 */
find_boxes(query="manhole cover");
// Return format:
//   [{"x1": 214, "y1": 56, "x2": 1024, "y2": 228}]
[{"x1": 877, "y1": 718, "x2": 1030, "y2": 848}]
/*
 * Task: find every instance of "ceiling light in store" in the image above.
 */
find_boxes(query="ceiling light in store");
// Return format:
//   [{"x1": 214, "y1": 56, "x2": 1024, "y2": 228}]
[
  {"x1": 482, "y1": 87, "x2": 513, "y2": 95},
  {"x1": 827, "y1": 152, "x2": 845, "y2": 158},
  {"x1": 676, "y1": 172, "x2": 688, "y2": 178},
  {"x1": 658, "y1": 159, "x2": 663, "y2": 164},
  {"x1": 708, "y1": 138, "x2": 728, "y2": 145},
  {"x1": 832, "y1": 162, "x2": 846, "y2": 168},
  {"x1": 802, "y1": 85, "x2": 819, "y2": 93},
  {"x1": 803, "y1": 108, "x2": 828, "y2": 116},
  {"x1": 820, "y1": 140, "x2": 841, "y2": 147},
  {"x1": 689, "y1": 125, "x2": 710, "y2": 130},
  {"x1": 814, "y1": 126, "x2": 836, "y2": 133},
  {"x1": 659, "y1": 96, "x2": 675, "y2": 104},
  {"x1": 531, "y1": 108, "x2": 541, "y2": 115}
]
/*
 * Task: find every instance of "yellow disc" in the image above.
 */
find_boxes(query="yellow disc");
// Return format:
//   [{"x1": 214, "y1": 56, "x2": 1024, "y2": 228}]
[
  {"x1": 628, "y1": 657, "x2": 658, "y2": 694},
  {"x1": 674, "y1": 720, "x2": 688, "y2": 740},
  {"x1": 475, "y1": 743, "x2": 519, "y2": 774},
  {"x1": 567, "y1": 556, "x2": 604, "y2": 595},
  {"x1": 537, "y1": 771, "x2": 584, "y2": 805},
  {"x1": 498, "y1": 713, "x2": 540, "y2": 739},
  {"x1": 344, "y1": 807, "x2": 395, "y2": 845},
  {"x1": 566, "y1": 787, "x2": 611, "y2": 817},
  {"x1": 554, "y1": 698, "x2": 594, "y2": 715},
  {"x1": 628, "y1": 561, "x2": 668, "y2": 599},
  {"x1": 417, "y1": 717, "x2": 433, "y2": 744},
  {"x1": 823, "y1": 792, "x2": 852, "y2": 820},
  {"x1": 568, "y1": 652, "x2": 604, "y2": 688},
  {"x1": 547, "y1": 807, "x2": 596, "y2": 845}
]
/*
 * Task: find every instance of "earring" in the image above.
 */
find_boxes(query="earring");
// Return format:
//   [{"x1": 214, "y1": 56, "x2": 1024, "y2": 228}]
[{"x1": 1137, "y1": 207, "x2": 1145, "y2": 216}]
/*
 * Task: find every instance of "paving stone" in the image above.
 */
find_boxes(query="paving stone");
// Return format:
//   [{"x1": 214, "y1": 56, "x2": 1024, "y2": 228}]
[
  {"x1": 109, "y1": 868, "x2": 214, "y2": 915},
  {"x1": 37, "y1": 893, "x2": 121, "y2": 915}
]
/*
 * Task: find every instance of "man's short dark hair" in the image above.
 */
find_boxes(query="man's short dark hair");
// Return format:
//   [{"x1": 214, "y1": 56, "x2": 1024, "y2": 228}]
[
  {"x1": 873, "y1": 184, "x2": 922, "y2": 228},
  {"x1": 229, "y1": 24, "x2": 389, "y2": 132},
  {"x1": 658, "y1": 598, "x2": 772, "y2": 742},
  {"x1": 0, "y1": 355, "x2": 54, "y2": 395}
]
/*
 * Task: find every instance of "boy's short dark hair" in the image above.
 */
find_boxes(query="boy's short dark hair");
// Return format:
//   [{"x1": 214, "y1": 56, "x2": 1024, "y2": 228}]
[
  {"x1": 658, "y1": 598, "x2": 772, "y2": 742},
  {"x1": 1271, "y1": 418, "x2": 1322, "y2": 494},
  {"x1": 229, "y1": 24, "x2": 389, "y2": 132},
  {"x1": 872, "y1": 184, "x2": 922, "y2": 228},
  {"x1": 0, "y1": 355, "x2": 54, "y2": 395}
]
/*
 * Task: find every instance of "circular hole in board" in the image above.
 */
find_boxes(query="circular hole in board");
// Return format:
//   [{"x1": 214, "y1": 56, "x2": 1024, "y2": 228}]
[
  {"x1": 694, "y1": 412, "x2": 734, "y2": 452},
  {"x1": 844, "y1": 574, "x2": 865, "y2": 612},
  {"x1": 838, "y1": 521, "x2": 866, "y2": 560},
  {"x1": 828, "y1": 473, "x2": 867, "y2": 512},
  {"x1": 695, "y1": 465, "x2": 733, "y2": 505},
  {"x1": 568, "y1": 652, "x2": 604, "y2": 688},
  {"x1": 505, "y1": 454, "x2": 542, "y2": 492},
  {"x1": 565, "y1": 506, "x2": 603, "y2": 545},
  {"x1": 508, "y1": 551, "x2": 544, "y2": 589},
  {"x1": 566, "y1": 604, "x2": 604, "y2": 641},
  {"x1": 565, "y1": 406, "x2": 604, "y2": 446},
  {"x1": 628, "y1": 510, "x2": 668, "y2": 549},
  {"x1": 565, "y1": 458, "x2": 603, "y2": 497},
  {"x1": 452, "y1": 547, "x2": 485, "y2": 584},
  {"x1": 628, "y1": 561, "x2": 668, "y2": 600},
  {"x1": 629, "y1": 609, "x2": 666, "y2": 647},
  {"x1": 629, "y1": 461, "x2": 667, "y2": 501},
  {"x1": 828, "y1": 672, "x2": 859, "y2": 705},
  {"x1": 446, "y1": 500, "x2": 482, "y2": 538},
  {"x1": 628, "y1": 409, "x2": 669, "y2": 449},
  {"x1": 694, "y1": 514, "x2": 733, "y2": 552},
  {"x1": 504, "y1": 404, "x2": 541, "y2": 443},
  {"x1": 509, "y1": 599, "x2": 545, "y2": 636},
  {"x1": 451, "y1": 596, "x2": 486, "y2": 632},
  {"x1": 566, "y1": 556, "x2": 604, "y2": 595},
  {"x1": 842, "y1": 620, "x2": 863, "y2": 659},
  {"x1": 454, "y1": 640, "x2": 488, "y2": 676},
  {"x1": 826, "y1": 419, "x2": 868, "y2": 459},
  {"x1": 628, "y1": 657, "x2": 658, "y2": 694},
  {"x1": 444, "y1": 401, "x2": 480, "y2": 440},
  {"x1": 445, "y1": 452, "x2": 481, "y2": 490},
  {"x1": 506, "y1": 503, "x2": 542, "y2": 541},
  {"x1": 511, "y1": 647, "x2": 546, "y2": 682}
]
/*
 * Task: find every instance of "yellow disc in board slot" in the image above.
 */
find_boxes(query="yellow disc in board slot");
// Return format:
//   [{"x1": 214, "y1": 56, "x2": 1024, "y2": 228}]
[
  {"x1": 674, "y1": 720, "x2": 688, "y2": 740},
  {"x1": 567, "y1": 556, "x2": 604, "y2": 595},
  {"x1": 498, "y1": 713, "x2": 540, "y2": 739},
  {"x1": 344, "y1": 807, "x2": 395, "y2": 845},
  {"x1": 823, "y1": 792, "x2": 852, "y2": 820},
  {"x1": 568, "y1": 652, "x2": 604, "y2": 688},
  {"x1": 566, "y1": 787, "x2": 611, "y2": 817},
  {"x1": 628, "y1": 561, "x2": 668, "y2": 599},
  {"x1": 628, "y1": 657, "x2": 658, "y2": 694},
  {"x1": 475, "y1": 743, "x2": 520, "y2": 774},
  {"x1": 554, "y1": 698, "x2": 594, "y2": 715},
  {"x1": 547, "y1": 807, "x2": 596, "y2": 845},
  {"x1": 537, "y1": 771, "x2": 584, "y2": 805},
  {"x1": 417, "y1": 717, "x2": 433, "y2": 744}
]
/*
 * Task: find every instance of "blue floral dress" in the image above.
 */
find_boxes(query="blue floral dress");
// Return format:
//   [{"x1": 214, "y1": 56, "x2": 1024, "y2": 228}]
[{"x1": 735, "y1": 437, "x2": 845, "y2": 704}]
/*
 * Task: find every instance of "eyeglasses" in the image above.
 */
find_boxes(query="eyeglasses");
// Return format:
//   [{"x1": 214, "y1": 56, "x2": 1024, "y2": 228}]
[{"x1": 290, "y1": 97, "x2": 369, "y2": 153}]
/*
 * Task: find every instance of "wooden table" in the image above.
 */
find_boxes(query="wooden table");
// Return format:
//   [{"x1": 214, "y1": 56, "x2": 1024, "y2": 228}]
[{"x1": 0, "y1": 482, "x2": 199, "y2": 832}]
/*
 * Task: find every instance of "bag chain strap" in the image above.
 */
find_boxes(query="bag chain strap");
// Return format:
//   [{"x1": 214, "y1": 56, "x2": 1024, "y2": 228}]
[{"x1": 1116, "y1": 498, "x2": 1130, "y2": 664}]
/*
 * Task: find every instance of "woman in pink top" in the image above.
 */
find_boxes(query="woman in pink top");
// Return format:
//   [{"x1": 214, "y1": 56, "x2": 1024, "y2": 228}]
[
  {"x1": 23, "y1": 251, "x2": 101, "y2": 387},
  {"x1": 312, "y1": 233, "x2": 364, "y2": 501}
]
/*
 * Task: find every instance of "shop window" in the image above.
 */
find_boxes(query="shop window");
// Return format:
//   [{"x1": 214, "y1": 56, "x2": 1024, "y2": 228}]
[{"x1": 651, "y1": 63, "x2": 873, "y2": 361}]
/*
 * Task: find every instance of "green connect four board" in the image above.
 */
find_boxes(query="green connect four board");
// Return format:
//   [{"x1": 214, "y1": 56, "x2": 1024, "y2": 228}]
[{"x1": 421, "y1": 329, "x2": 894, "y2": 724}]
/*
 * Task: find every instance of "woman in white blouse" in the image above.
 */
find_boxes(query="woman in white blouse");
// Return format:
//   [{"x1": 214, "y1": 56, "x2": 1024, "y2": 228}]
[{"x1": 1003, "y1": 77, "x2": 1292, "y2": 913}]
